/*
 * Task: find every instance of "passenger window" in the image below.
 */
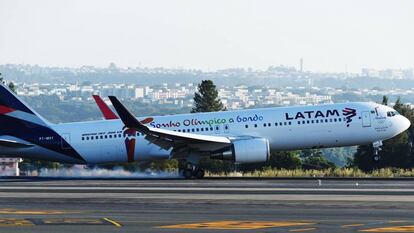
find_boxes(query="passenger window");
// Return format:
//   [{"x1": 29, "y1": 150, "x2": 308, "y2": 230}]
[
  {"x1": 268, "y1": 123, "x2": 271, "y2": 127},
  {"x1": 298, "y1": 121, "x2": 301, "y2": 125},
  {"x1": 288, "y1": 122, "x2": 292, "y2": 125},
  {"x1": 254, "y1": 124, "x2": 257, "y2": 128},
  {"x1": 245, "y1": 125, "x2": 248, "y2": 128},
  {"x1": 82, "y1": 137, "x2": 84, "y2": 141},
  {"x1": 263, "y1": 123, "x2": 267, "y2": 127},
  {"x1": 275, "y1": 123, "x2": 278, "y2": 126}
]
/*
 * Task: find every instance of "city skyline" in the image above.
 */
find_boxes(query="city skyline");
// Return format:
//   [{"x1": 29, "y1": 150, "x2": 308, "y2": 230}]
[{"x1": 1, "y1": 0, "x2": 413, "y2": 73}]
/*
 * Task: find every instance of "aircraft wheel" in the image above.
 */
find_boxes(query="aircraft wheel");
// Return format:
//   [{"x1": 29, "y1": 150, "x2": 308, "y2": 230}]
[
  {"x1": 193, "y1": 169, "x2": 205, "y2": 179},
  {"x1": 183, "y1": 169, "x2": 193, "y2": 179},
  {"x1": 373, "y1": 155, "x2": 380, "y2": 162}
]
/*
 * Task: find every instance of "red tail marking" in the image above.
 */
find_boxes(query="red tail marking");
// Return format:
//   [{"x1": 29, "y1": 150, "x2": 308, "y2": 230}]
[
  {"x1": 0, "y1": 105, "x2": 15, "y2": 115},
  {"x1": 92, "y1": 95, "x2": 119, "y2": 120}
]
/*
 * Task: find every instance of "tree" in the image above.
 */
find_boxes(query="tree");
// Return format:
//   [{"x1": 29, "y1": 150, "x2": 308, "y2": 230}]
[
  {"x1": 301, "y1": 150, "x2": 337, "y2": 170},
  {"x1": 191, "y1": 80, "x2": 225, "y2": 113},
  {"x1": 352, "y1": 97, "x2": 414, "y2": 171},
  {"x1": 382, "y1": 95, "x2": 388, "y2": 106},
  {"x1": 190, "y1": 80, "x2": 229, "y2": 172},
  {"x1": 0, "y1": 72, "x2": 16, "y2": 93}
]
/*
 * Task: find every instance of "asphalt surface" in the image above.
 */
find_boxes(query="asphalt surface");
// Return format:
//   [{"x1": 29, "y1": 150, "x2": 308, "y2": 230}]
[{"x1": 0, "y1": 177, "x2": 414, "y2": 232}]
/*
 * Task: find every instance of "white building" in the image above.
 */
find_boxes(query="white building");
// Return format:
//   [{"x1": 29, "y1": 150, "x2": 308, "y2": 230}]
[{"x1": 0, "y1": 158, "x2": 22, "y2": 176}]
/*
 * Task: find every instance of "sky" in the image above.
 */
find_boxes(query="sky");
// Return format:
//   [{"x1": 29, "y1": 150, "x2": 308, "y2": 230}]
[{"x1": 0, "y1": 0, "x2": 413, "y2": 72}]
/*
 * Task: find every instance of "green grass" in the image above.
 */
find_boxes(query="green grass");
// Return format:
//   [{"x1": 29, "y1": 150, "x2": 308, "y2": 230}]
[{"x1": 206, "y1": 168, "x2": 414, "y2": 178}]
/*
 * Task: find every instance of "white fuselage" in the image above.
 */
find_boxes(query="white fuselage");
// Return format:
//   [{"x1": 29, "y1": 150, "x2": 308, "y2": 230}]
[{"x1": 19, "y1": 101, "x2": 404, "y2": 164}]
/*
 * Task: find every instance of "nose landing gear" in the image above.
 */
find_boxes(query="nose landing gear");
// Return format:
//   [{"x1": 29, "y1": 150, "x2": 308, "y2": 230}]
[{"x1": 373, "y1": 140, "x2": 383, "y2": 162}]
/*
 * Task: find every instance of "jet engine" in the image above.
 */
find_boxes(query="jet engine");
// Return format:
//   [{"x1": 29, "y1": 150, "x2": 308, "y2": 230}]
[{"x1": 211, "y1": 137, "x2": 270, "y2": 163}]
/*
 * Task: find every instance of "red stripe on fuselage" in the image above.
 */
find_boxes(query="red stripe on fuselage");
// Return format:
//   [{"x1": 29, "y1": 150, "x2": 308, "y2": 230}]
[{"x1": 0, "y1": 105, "x2": 15, "y2": 115}]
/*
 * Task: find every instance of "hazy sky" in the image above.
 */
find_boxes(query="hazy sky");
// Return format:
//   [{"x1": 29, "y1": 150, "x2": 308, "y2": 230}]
[{"x1": 0, "y1": 0, "x2": 413, "y2": 72}]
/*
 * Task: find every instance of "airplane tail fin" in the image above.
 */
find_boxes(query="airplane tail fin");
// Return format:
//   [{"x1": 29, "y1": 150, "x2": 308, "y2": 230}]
[
  {"x1": 0, "y1": 84, "x2": 50, "y2": 128},
  {"x1": 92, "y1": 95, "x2": 119, "y2": 120}
]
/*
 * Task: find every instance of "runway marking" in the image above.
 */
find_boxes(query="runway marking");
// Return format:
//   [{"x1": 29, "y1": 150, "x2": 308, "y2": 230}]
[
  {"x1": 157, "y1": 221, "x2": 316, "y2": 230},
  {"x1": 360, "y1": 225, "x2": 414, "y2": 232},
  {"x1": 342, "y1": 224, "x2": 365, "y2": 228},
  {"x1": 0, "y1": 218, "x2": 34, "y2": 227},
  {"x1": 289, "y1": 227, "x2": 316, "y2": 232},
  {"x1": 31, "y1": 218, "x2": 113, "y2": 226},
  {"x1": 0, "y1": 209, "x2": 79, "y2": 215},
  {"x1": 0, "y1": 218, "x2": 119, "y2": 227},
  {"x1": 103, "y1": 218, "x2": 122, "y2": 227}
]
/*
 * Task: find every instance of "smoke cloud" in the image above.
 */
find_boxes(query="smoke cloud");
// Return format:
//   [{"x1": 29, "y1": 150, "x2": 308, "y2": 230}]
[{"x1": 34, "y1": 166, "x2": 180, "y2": 178}]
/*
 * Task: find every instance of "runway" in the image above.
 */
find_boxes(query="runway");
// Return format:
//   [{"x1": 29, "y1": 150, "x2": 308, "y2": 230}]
[{"x1": 0, "y1": 177, "x2": 414, "y2": 232}]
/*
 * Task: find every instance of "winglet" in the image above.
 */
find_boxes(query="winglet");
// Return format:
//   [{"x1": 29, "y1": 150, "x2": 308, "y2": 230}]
[
  {"x1": 108, "y1": 96, "x2": 149, "y2": 132},
  {"x1": 92, "y1": 95, "x2": 119, "y2": 120}
]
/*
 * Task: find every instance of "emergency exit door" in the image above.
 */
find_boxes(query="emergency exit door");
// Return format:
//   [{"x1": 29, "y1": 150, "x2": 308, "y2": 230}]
[{"x1": 362, "y1": 111, "x2": 371, "y2": 127}]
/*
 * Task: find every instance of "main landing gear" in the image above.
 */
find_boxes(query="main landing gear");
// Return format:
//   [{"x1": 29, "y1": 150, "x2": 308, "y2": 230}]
[
  {"x1": 373, "y1": 140, "x2": 383, "y2": 162},
  {"x1": 180, "y1": 163, "x2": 205, "y2": 179}
]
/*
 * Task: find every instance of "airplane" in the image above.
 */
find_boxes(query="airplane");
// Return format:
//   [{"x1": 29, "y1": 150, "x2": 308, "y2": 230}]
[{"x1": 0, "y1": 84, "x2": 411, "y2": 178}]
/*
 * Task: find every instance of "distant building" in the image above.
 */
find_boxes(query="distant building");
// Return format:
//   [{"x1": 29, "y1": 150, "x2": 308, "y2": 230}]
[{"x1": 0, "y1": 158, "x2": 22, "y2": 176}]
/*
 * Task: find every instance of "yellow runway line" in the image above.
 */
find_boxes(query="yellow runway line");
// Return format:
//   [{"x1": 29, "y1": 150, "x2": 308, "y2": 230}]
[
  {"x1": 0, "y1": 209, "x2": 79, "y2": 215},
  {"x1": 289, "y1": 227, "x2": 317, "y2": 232},
  {"x1": 360, "y1": 225, "x2": 414, "y2": 232},
  {"x1": 157, "y1": 221, "x2": 316, "y2": 230},
  {"x1": 342, "y1": 224, "x2": 365, "y2": 228},
  {"x1": 103, "y1": 218, "x2": 122, "y2": 227}
]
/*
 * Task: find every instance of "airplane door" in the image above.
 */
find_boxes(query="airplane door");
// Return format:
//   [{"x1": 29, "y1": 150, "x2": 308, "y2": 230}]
[
  {"x1": 362, "y1": 111, "x2": 371, "y2": 127},
  {"x1": 61, "y1": 133, "x2": 71, "y2": 149}
]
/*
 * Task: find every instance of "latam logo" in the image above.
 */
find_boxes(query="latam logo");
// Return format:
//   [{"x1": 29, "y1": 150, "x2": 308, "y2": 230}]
[
  {"x1": 123, "y1": 117, "x2": 153, "y2": 162},
  {"x1": 342, "y1": 107, "x2": 356, "y2": 127},
  {"x1": 285, "y1": 108, "x2": 357, "y2": 127}
]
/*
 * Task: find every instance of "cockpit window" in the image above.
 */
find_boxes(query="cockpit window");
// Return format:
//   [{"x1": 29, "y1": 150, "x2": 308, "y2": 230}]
[{"x1": 387, "y1": 111, "x2": 399, "y2": 117}]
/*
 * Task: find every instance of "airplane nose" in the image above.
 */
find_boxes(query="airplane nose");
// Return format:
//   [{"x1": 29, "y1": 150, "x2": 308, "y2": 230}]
[{"x1": 400, "y1": 116, "x2": 411, "y2": 132}]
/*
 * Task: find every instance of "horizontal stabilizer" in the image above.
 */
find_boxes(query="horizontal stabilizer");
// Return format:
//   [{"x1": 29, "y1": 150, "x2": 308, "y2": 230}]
[{"x1": 0, "y1": 139, "x2": 34, "y2": 148}]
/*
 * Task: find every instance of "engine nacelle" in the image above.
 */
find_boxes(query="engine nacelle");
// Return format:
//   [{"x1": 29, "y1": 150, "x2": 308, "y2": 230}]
[{"x1": 211, "y1": 138, "x2": 270, "y2": 163}]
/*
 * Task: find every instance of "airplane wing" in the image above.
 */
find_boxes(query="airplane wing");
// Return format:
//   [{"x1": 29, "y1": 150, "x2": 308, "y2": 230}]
[
  {"x1": 108, "y1": 96, "x2": 232, "y2": 157},
  {"x1": 0, "y1": 139, "x2": 34, "y2": 148},
  {"x1": 92, "y1": 95, "x2": 119, "y2": 120}
]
